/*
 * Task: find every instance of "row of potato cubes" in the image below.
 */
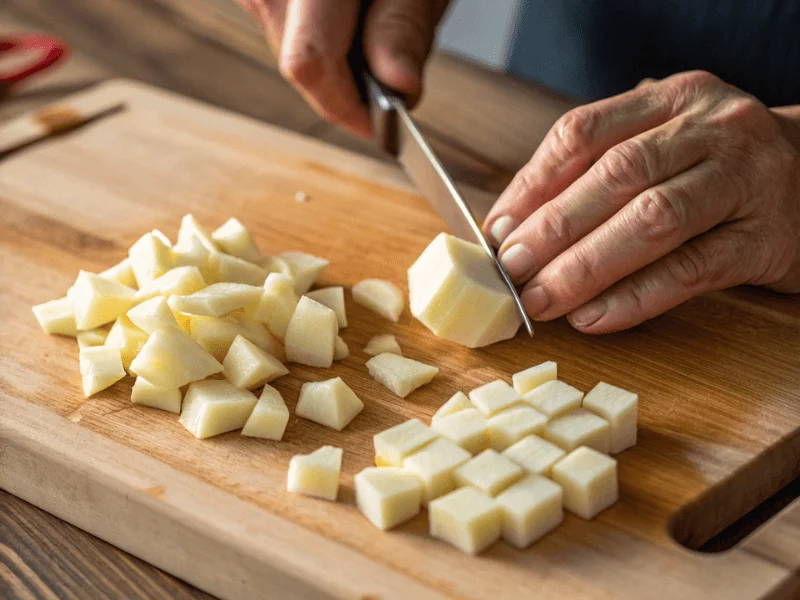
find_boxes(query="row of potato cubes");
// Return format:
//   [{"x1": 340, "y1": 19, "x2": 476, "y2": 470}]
[{"x1": 288, "y1": 362, "x2": 637, "y2": 555}]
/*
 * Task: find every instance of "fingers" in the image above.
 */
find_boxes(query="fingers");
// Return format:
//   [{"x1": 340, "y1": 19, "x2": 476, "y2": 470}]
[
  {"x1": 566, "y1": 225, "x2": 760, "y2": 333},
  {"x1": 279, "y1": 0, "x2": 372, "y2": 137},
  {"x1": 236, "y1": 0, "x2": 289, "y2": 56}
]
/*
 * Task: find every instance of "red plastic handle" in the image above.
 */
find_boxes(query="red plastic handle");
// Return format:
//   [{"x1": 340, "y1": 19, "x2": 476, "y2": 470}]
[{"x1": 0, "y1": 34, "x2": 68, "y2": 85}]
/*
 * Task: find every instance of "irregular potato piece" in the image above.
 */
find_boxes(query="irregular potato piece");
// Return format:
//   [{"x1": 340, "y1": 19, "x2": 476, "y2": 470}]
[
  {"x1": 431, "y1": 391, "x2": 472, "y2": 425},
  {"x1": 469, "y1": 380, "x2": 523, "y2": 416},
  {"x1": 355, "y1": 467, "x2": 422, "y2": 530},
  {"x1": 512, "y1": 361, "x2": 557, "y2": 395},
  {"x1": 544, "y1": 408, "x2": 611, "y2": 453},
  {"x1": 333, "y1": 336, "x2": 349, "y2": 361},
  {"x1": 127, "y1": 296, "x2": 180, "y2": 334},
  {"x1": 260, "y1": 255, "x2": 293, "y2": 277},
  {"x1": 128, "y1": 231, "x2": 175, "y2": 288},
  {"x1": 189, "y1": 315, "x2": 284, "y2": 362},
  {"x1": 503, "y1": 434, "x2": 566, "y2": 476},
  {"x1": 168, "y1": 282, "x2": 262, "y2": 317},
  {"x1": 130, "y1": 327, "x2": 223, "y2": 389},
  {"x1": 104, "y1": 316, "x2": 149, "y2": 372},
  {"x1": 287, "y1": 445, "x2": 343, "y2": 500},
  {"x1": 211, "y1": 217, "x2": 261, "y2": 262},
  {"x1": 176, "y1": 214, "x2": 218, "y2": 253},
  {"x1": 77, "y1": 326, "x2": 110, "y2": 349},
  {"x1": 173, "y1": 236, "x2": 213, "y2": 281},
  {"x1": 429, "y1": 486, "x2": 502, "y2": 555},
  {"x1": 234, "y1": 315, "x2": 286, "y2": 361},
  {"x1": 242, "y1": 385, "x2": 290, "y2": 440},
  {"x1": 79, "y1": 346, "x2": 126, "y2": 397},
  {"x1": 365, "y1": 353, "x2": 437, "y2": 398},
  {"x1": 253, "y1": 273, "x2": 299, "y2": 341},
  {"x1": 403, "y1": 438, "x2": 472, "y2": 504},
  {"x1": 135, "y1": 265, "x2": 206, "y2": 302},
  {"x1": 551, "y1": 447, "x2": 617, "y2": 519},
  {"x1": 278, "y1": 251, "x2": 329, "y2": 295},
  {"x1": 306, "y1": 287, "x2": 347, "y2": 328},
  {"x1": 33, "y1": 297, "x2": 77, "y2": 336},
  {"x1": 523, "y1": 380, "x2": 584, "y2": 419},
  {"x1": 207, "y1": 252, "x2": 268, "y2": 286},
  {"x1": 352, "y1": 279, "x2": 404, "y2": 322},
  {"x1": 67, "y1": 271, "x2": 137, "y2": 330},
  {"x1": 488, "y1": 405, "x2": 548, "y2": 451},
  {"x1": 454, "y1": 449, "x2": 524, "y2": 497},
  {"x1": 373, "y1": 419, "x2": 438, "y2": 467},
  {"x1": 431, "y1": 408, "x2": 490, "y2": 454},
  {"x1": 582, "y1": 382, "x2": 638, "y2": 453},
  {"x1": 408, "y1": 233, "x2": 522, "y2": 347},
  {"x1": 179, "y1": 380, "x2": 257, "y2": 439},
  {"x1": 100, "y1": 258, "x2": 137, "y2": 288},
  {"x1": 295, "y1": 377, "x2": 364, "y2": 431},
  {"x1": 284, "y1": 296, "x2": 338, "y2": 367},
  {"x1": 495, "y1": 474, "x2": 563, "y2": 548},
  {"x1": 130, "y1": 377, "x2": 182, "y2": 413},
  {"x1": 222, "y1": 334, "x2": 288, "y2": 389},
  {"x1": 364, "y1": 334, "x2": 402, "y2": 356}
]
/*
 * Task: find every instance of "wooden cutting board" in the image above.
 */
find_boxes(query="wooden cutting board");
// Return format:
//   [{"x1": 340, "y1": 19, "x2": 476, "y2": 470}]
[{"x1": 1, "y1": 80, "x2": 799, "y2": 600}]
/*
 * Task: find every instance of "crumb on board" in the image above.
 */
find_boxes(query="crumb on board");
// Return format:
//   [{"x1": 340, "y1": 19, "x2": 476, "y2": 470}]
[{"x1": 294, "y1": 191, "x2": 310, "y2": 203}]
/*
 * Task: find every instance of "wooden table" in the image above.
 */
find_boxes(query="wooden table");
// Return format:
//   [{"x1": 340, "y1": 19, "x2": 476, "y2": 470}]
[{"x1": 1, "y1": 1, "x2": 797, "y2": 598}]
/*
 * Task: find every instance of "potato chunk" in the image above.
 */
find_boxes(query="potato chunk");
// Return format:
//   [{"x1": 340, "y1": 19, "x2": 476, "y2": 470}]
[
  {"x1": 176, "y1": 214, "x2": 218, "y2": 253},
  {"x1": 284, "y1": 296, "x2": 338, "y2": 367},
  {"x1": 278, "y1": 251, "x2": 328, "y2": 295},
  {"x1": 512, "y1": 361, "x2": 557, "y2": 394},
  {"x1": 502, "y1": 434, "x2": 565, "y2": 476},
  {"x1": 295, "y1": 377, "x2": 364, "y2": 431},
  {"x1": 168, "y1": 282, "x2": 262, "y2": 317},
  {"x1": 523, "y1": 380, "x2": 584, "y2": 418},
  {"x1": 488, "y1": 405, "x2": 548, "y2": 451},
  {"x1": 582, "y1": 382, "x2": 638, "y2": 453},
  {"x1": 179, "y1": 379, "x2": 257, "y2": 439},
  {"x1": 67, "y1": 271, "x2": 137, "y2": 330},
  {"x1": 127, "y1": 296, "x2": 180, "y2": 334},
  {"x1": 77, "y1": 326, "x2": 110, "y2": 349},
  {"x1": 364, "y1": 334, "x2": 402, "y2": 356},
  {"x1": 403, "y1": 438, "x2": 471, "y2": 504},
  {"x1": 333, "y1": 336, "x2": 349, "y2": 361},
  {"x1": 130, "y1": 377, "x2": 182, "y2": 413},
  {"x1": 128, "y1": 231, "x2": 174, "y2": 288},
  {"x1": 253, "y1": 273, "x2": 299, "y2": 341},
  {"x1": 211, "y1": 217, "x2": 261, "y2": 262},
  {"x1": 431, "y1": 391, "x2": 472, "y2": 425},
  {"x1": 551, "y1": 447, "x2": 617, "y2": 519},
  {"x1": 173, "y1": 236, "x2": 213, "y2": 281},
  {"x1": 79, "y1": 346, "x2": 126, "y2": 397},
  {"x1": 32, "y1": 297, "x2": 77, "y2": 336},
  {"x1": 306, "y1": 286, "x2": 347, "y2": 328},
  {"x1": 189, "y1": 315, "x2": 284, "y2": 362},
  {"x1": 135, "y1": 265, "x2": 206, "y2": 302},
  {"x1": 544, "y1": 408, "x2": 611, "y2": 453},
  {"x1": 104, "y1": 316, "x2": 149, "y2": 372},
  {"x1": 454, "y1": 449, "x2": 523, "y2": 497},
  {"x1": 100, "y1": 258, "x2": 137, "y2": 288},
  {"x1": 130, "y1": 327, "x2": 223, "y2": 389},
  {"x1": 242, "y1": 385, "x2": 290, "y2": 440},
  {"x1": 365, "y1": 353, "x2": 437, "y2": 398},
  {"x1": 355, "y1": 467, "x2": 422, "y2": 530},
  {"x1": 352, "y1": 279, "x2": 404, "y2": 322},
  {"x1": 495, "y1": 475, "x2": 563, "y2": 548},
  {"x1": 468, "y1": 380, "x2": 522, "y2": 416},
  {"x1": 222, "y1": 334, "x2": 288, "y2": 389},
  {"x1": 429, "y1": 487, "x2": 501, "y2": 555},
  {"x1": 373, "y1": 419, "x2": 438, "y2": 466},
  {"x1": 431, "y1": 408, "x2": 490, "y2": 454},
  {"x1": 287, "y1": 445, "x2": 343, "y2": 500}
]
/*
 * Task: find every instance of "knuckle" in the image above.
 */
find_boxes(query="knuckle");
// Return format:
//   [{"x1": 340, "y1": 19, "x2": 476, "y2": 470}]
[
  {"x1": 666, "y1": 242, "x2": 709, "y2": 289},
  {"x1": 548, "y1": 249, "x2": 601, "y2": 301},
  {"x1": 549, "y1": 108, "x2": 596, "y2": 161},
  {"x1": 536, "y1": 203, "x2": 575, "y2": 246},
  {"x1": 678, "y1": 70, "x2": 723, "y2": 89},
  {"x1": 627, "y1": 188, "x2": 686, "y2": 242},
  {"x1": 595, "y1": 137, "x2": 656, "y2": 189},
  {"x1": 279, "y1": 41, "x2": 327, "y2": 86}
]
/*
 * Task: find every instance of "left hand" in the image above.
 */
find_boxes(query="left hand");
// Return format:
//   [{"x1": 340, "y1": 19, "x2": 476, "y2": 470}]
[{"x1": 483, "y1": 71, "x2": 800, "y2": 333}]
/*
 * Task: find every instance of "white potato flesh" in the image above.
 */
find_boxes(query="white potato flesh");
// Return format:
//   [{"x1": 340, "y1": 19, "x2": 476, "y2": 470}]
[
  {"x1": 454, "y1": 449, "x2": 524, "y2": 497},
  {"x1": 428, "y1": 486, "x2": 501, "y2": 555},
  {"x1": 373, "y1": 419, "x2": 438, "y2": 467},
  {"x1": 431, "y1": 391, "x2": 472, "y2": 425},
  {"x1": 495, "y1": 474, "x2": 563, "y2": 548},
  {"x1": 334, "y1": 336, "x2": 349, "y2": 361},
  {"x1": 352, "y1": 279, "x2": 404, "y2": 322},
  {"x1": 582, "y1": 382, "x2": 638, "y2": 453},
  {"x1": 168, "y1": 282, "x2": 262, "y2": 317},
  {"x1": 523, "y1": 380, "x2": 584, "y2": 419},
  {"x1": 135, "y1": 265, "x2": 206, "y2": 302},
  {"x1": 408, "y1": 233, "x2": 522, "y2": 348},
  {"x1": 207, "y1": 252, "x2": 268, "y2": 286},
  {"x1": 99, "y1": 258, "x2": 137, "y2": 288},
  {"x1": 189, "y1": 315, "x2": 284, "y2": 362},
  {"x1": 551, "y1": 447, "x2": 617, "y2": 519},
  {"x1": 365, "y1": 353, "x2": 437, "y2": 398},
  {"x1": 306, "y1": 287, "x2": 347, "y2": 328},
  {"x1": 502, "y1": 434, "x2": 565, "y2": 476},
  {"x1": 222, "y1": 334, "x2": 288, "y2": 389},
  {"x1": 403, "y1": 438, "x2": 472, "y2": 504},
  {"x1": 67, "y1": 271, "x2": 137, "y2": 330},
  {"x1": 287, "y1": 446, "x2": 343, "y2": 501},
  {"x1": 77, "y1": 326, "x2": 110, "y2": 349},
  {"x1": 253, "y1": 273, "x2": 299, "y2": 341},
  {"x1": 364, "y1": 334, "x2": 402, "y2": 356},
  {"x1": 127, "y1": 296, "x2": 180, "y2": 334},
  {"x1": 33, "y1": 297, "x2": 77, "y2": 336},
  {"x1": 284, "y1": 296, "x2": 338, "y2": 367},
  {"x1": 488, "y1": 405, "x2": 548, "y2": 451},
  {"x1": 468, "y1": 380, "x2": 523, "y2": 416},
  {"x1": 295, "y1": 377, "x2": 364, "y2": 431},
  {"x1": 211, "y1": 217, "x2": 261, "y2": 262},
  {"x1": 544, "y1": 408, "x2": 611, "y2": 454},
  {"x1": 355, "y1": 467, "x2": 422, "y2": 530},
  {"x1": 79, "y1": 346, "x2": 126, "y2": 397},
  {"x1": 512, "y1": 361, "x2": 557, "y2": 395},
  {"x1": 431, "y1": 408, "x2": 490, "y2": 454},
  {"x1": 179, "y1": 380, "x2": 257, "y2": 439},
  {"x1": 242, "y1": 385, "x2": 290, "y2": 440},
  {"x1": 176, "y1": 214, "x2": 218, "y2": 253},
  {"x1": 260, "y1": 255, "x2": 293, "y2": 277},
  {"x1": 128, "y1": 231, "x2": 175, "y2": 288},
  {"x1": 130, "y1": 377, "x2": 182, "y2": 413},
  {"x1": 173, "y1": 236, "x2": 213, "y2": 282},
  {"x1": 278, "y1": 251, "x2": 329, "y2": 295},
  {"x1": 130, "y1": 327, "x2": 223, "y2": 389},
  {"x1": 104, "y1": 316, "x2": 149, "y2": 372}
]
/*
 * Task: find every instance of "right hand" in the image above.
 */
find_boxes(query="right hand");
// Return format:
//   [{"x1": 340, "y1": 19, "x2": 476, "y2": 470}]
[{"x1": 237, "y1": 0, "x2": 450, "y2": 137}]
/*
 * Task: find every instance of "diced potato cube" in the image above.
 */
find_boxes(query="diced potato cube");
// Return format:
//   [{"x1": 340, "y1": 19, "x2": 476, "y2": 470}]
[
  {"x1": 67, "y1": 271, "x2": 137, "y2": 330},
  {"x1": 408, "y1": 233, "x2": 521, "y2": 348},
  {"x1": 130, "y1": 327, "x2": 223, "y2": 389},
  {"x1": 495, "y1": 475, "x2": 563, "y2": 548},
  {"x1": 104, "y1": 316, "x2": 149, "y2": 371},
  {"x1": 429, "y1": 487, "x2": 501, "y2": 555},
  {"x1": 100, "y1": 258, "x2": 136, "y2": 288},
  {"x1": 242, "y1": 385, "x2": 290, "y2": 440},
  {"x1": 488, "y1": 405, "x2": 548, "y2": 451},
  {"x1": 168, "y1": 282, "x2": 262, "y2": 317},
  {"x1": 502, "y1": 434, "x2": 565, "y2": 476},
  {"x1": 469, "y1": 380, "x2": 522, "y2": 416},
  {"x1": 287, "y1": 446, "x2": 343, "y2": 500},
  {"x1": 189, "y1": 315, "x2": 283, "y2": 362},
  {"x1": 365, "y1": 353, "x2": 437, "y2": 398},
  {"x1": 32, "y1": 297, "x2": 77, "y2": 336},
  {"x1": 253, "y1": 273, "x2": 298, "y2": 341},
  {"x1": 127, "y1": 296, "x2": 180, "y2": 334},
  {"x1": 223, "y1": 334, "x2": 288, "y2": 389},
  {"x1": 79, "y1": 346, "x2": 126, "y2": 397},
  {"x1": 130, "y1": 377, "x2": 182, "y2": 413},
  {"x1": 284, "y1": 296, "x2": 338, "y2": 367},
  {"x1": 544, "y1": 408, "x2": 611, "y2": 453},
  {"x1": 208, "y1": 252, "x2": 268, "y2": 286},
  {"x1": 364, "y1": 334, "x2": 402, "y2": 356},
  {"x1": 295, "y1": 377, "x2": 364, "y2": 431},
  {"x1": 431, "y1": 408, "x2": 490, "y2": 454},
  {"x1": 583, "y1": 382, "x2": 638, "y2": 453},
  {"x1": 278, "y1": 251, "x2": 329, "y2": 295},
  {"x1": 454, "y1": 449, "x2": 523, "y2": 496},
  {"x1": 176, "y1": 214, "x2": 218, "y2": 253},
  {"x1": 179, "y1": 380, "x2": 257, "y2": 439},
  {"x1": 128, "y1": 231, "x2": 174, "y2": 288},
  {"x1": 352, "y1": 279, "x2": 404, "y2": 322},
  {"x1": 431, "y1": 391, "x2": 471, "y2": 425},
  {"x1": 355, "y1": 467, "x2": 422, "y2": 530},
  {"x1": 333, "y1": 336, "x2": 349, "y2": 361},
  {"x1": 403, "y1": 438, "x2": 471, "y2": 504},
  {"x1": 551, "y1": 447, "x2": 618, "y2": 519},
  {"x1": 373, "y1": 419, "x2": 438, "y2": 466},
  {"x1": 523, "y1": 380, "x2": 584, "y2": 418},
  {"x1": 306, "y1": 287, "x2": 347, "y2": 328},
  {"x1": 512, "y1": 361, "x2": 557, "y2": 394},
  {"x1": 135, "y1": 265, "x2": 206, "y2": 302},
  {"x1": 211, "y1": 217, "x2": 261, "y2": 262},
  {"x1": 77, "y1": 326, "x2": 110, "y2": 349}
]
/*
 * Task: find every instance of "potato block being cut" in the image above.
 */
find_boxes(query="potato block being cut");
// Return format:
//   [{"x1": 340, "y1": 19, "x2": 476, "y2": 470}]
[
  {"x1": 189, "y1": 315, "x2": 284, "y2": 362},
  {"x1": 355, "y1": 467, "x2": 422, "y2": 530},
  {"x1": 284, "y1": 296, "x2": 338, "y2": 367},
  {"x1": 128, "y1": 231, "x2": 174, "y2": 288},
  {"x1": 334, "y1": 336, "x2": 349, "y2": 361},
  {"x1": 100, "y1": 258, "x2": 136, "y2": 288},
  {"x1": 523, "y1": 380, "x2": 584, "y2": 419},
  {"x1": 365, "y1": 353, "x2": 437, "y2": 398},
  {"x1": 512, "y1": 361, "x2": 557, "y2": 395},
  {"x1": 544, "y1": 408, "x2": 611, "y2": 453},
  {"x1": 135, "y1": 266, "x2": 206, "y2": 302},
  {"x1": 495, "y1": 474, "x2": 563, "y2": 548},
  {"x1": 431, "y1": 391, "x2": 472, "y2": 425},
  {"x1": 278, "y1": 251, "x2": 329, "y2": 295},
  {"x1": 373, "y1": 419, "x2": 438, "y2": 467},
  {"x1": 295, "y1": 377, "x2": 364, "y2": 431},
  {"x1": 130, "y1": 377, "x2": 182, "y2": 413},
  {"x1": 241, "y1": 385, "x2": 290, "y2": 440},
  {"x1": 77, "y1": 326, "x2": 110, "y2": 349},
  {"x1": 582, "y1": 382, "x2": 638, "y2": 453},
  {"x1": 208, "y1": 252, "x2": 268, "y2": 286},
  {"x1": 179, "y1": 380, "x2": 257, "y2": 439},
  {"x1": 127, "y1": 296, "x2": 180, "y2": 334},
  {"x1": 168, "y1": 282, "x2": 262, "y2": 317},
  {"x1": 253, "y1": 273, "x2": 298, "y2": 341},
  {"x1": 130, "y1": 327, "x2": 223, "y2": 389},
  {"x1": 223, "y1": 334, "x2": 288, "y2": 389},
  {"x1": 306, "y1": 287, "x2": 347, "y2": 328},
  {"x1": 364, "y1": 334, "x2": 402, "y2": 356},
  {"x1": 503, "y1": 434, "x2": 565, "y2": 476},
  {"x1": 211, "y1": 217, "x2": 261, "y2": 262},
  {"x1": 352, "y1": 279, "x2": 404, "y2": 322},
  {"x1": 104, "y1": 316, "x2": 149, "y2": 371},
  {"x1": 551, "y1": 447, "x2": 617, "y2": 519},
  {"x1": 176, "y1": 214, "x2": 218, "y2": 253},
  {"x1": 454, "y1": 449, "x2": 523, "y2": 496},
  {"x1": 431, "y1": 408, "x2": 490, "y2": 454},
  {"x1": 488, "y1": 405, "x2": 548, "y2": 451},
  {"x1": 403, "y1": 438, "x2": 471, "y2": 504},
  {"x1": 33, "y1": 297, "x2": 77, "y2": 336},
  {"x1": 469, "y1": 380, "x2": 522, "y2": 417},
  {"x1": 79, "y1": 346, "x2": 126, "y2": 397},
  {"x1": 287, "y1": 445, "x2": 343, "y2": 500},
  {"x1": 429, "y1": 487, "x2": 501, "y2": 555},
  {"x1": 408, "y1": 233, "x2": 522, "y2": 348},
  {"x1": 67, "y1": 271, "x2": 137, "y2": 330}
]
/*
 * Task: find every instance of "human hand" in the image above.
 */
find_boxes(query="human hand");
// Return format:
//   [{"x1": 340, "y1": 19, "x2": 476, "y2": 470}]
[
  {"x1": 236, "y1": 0, "x2": 450, "y2": 137},
  {"x1": 483, "y1": 71, "x2": 800, "y2": 333}
]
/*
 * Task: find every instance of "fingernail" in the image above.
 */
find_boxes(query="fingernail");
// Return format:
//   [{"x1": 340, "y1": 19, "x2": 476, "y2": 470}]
[
  {"x1": 569, "y1": 298, "x2": 609, "y2": 328},
  {"x1": 500, "y1": 243, "x2": 536, "y2": 280},
  {"x1": 394, "y1": 52, "x2": 421, "y2": 77},
  {"x1": 521, "y1": 285, "x2": 550, "y2": 318},
  {"x1": 489, "y1": 216, "x2": 516, "y2": 246}
]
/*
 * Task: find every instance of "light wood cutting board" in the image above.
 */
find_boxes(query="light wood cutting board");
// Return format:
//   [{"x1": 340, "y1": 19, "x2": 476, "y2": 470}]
[{"x1": 1, "y1": 80, "x2": 799, "y2": 600}]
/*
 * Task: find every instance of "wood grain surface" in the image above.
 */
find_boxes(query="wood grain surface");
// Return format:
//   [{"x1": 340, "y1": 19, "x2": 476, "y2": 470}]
[{"x1": 1, "y1": 79, "x2": 799, "y2": 600}]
